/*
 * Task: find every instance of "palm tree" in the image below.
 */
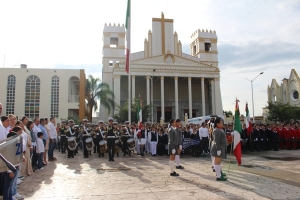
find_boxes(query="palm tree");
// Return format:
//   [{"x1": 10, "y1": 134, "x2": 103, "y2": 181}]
[{"x1": 86, "y1": 75, "x2": 115, "y2": 121}]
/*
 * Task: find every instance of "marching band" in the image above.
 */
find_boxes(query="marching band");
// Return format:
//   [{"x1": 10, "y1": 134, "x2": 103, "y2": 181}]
[{"x1": 56, "y1": 117, "x2": 300, "y2": 165}]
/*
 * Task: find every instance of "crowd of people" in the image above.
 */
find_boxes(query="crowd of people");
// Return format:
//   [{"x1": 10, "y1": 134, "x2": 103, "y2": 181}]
[{"x1": 1, "y1": 100, "x2": 300, "y2": 199}]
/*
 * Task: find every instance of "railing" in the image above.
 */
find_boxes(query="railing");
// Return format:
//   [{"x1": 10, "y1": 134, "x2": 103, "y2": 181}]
[{"x1": 68, "y1": 95, "x2": 79, "y2": 103}]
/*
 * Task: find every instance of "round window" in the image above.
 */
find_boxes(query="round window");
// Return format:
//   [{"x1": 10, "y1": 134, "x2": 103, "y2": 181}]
[{"x1": 293, "y1": 91, "x2": 299, "y2": 100}]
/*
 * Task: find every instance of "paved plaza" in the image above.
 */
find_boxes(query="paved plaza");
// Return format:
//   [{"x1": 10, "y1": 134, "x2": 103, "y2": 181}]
[{"x1": 17, "y1": 150, "x2": 300, "y2": 200}]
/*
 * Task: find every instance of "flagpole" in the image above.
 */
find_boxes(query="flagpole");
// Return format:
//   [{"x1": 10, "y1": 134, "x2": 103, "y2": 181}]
[{"x1": 128, "y1": 0, "x2": 131, "y2": 123}]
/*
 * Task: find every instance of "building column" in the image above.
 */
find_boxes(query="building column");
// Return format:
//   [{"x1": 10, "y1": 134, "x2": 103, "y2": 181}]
[
  {"x1": 161, "y1": 76, "x2": 164, "y2": 120},
  {"x1": 210, "y1": 79, "x2": 215, "y2": 114},
  {"x1": 146, "y1": 76, "x2": 150, "y2": 105},
  {"x1": 201, "y1": 77, "x2": 205, "y2": 116},
  {"x1": 188, "y1": 77, "x2": 192, "y2": 119},
  {"x1": 132, "y1": 75, "x2": 135, "y2": 102},
  {"x1": 175, "y1": 76, "x2": 179, "y2": 119},
  {"x1": 114, "y1": 75, "x2": 121, "y2": 114},
  {"x1": 214, "y1": 78, "x2": 223, "y2": 115}
]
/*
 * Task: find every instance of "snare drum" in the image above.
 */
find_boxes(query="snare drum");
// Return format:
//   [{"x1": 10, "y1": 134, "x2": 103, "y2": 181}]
[
  {"x1": 99, "y1": 140, "x2": 107, "y2": 153},
  {"x1": 127, "y1": 138, "x2": 135, "y2": 148},
  {"x1": 68, "y1": 137, "x2": 77, "y2": 150},
  {"x1": 85, "y1": 137, "x2": 94, "y2": 151}
]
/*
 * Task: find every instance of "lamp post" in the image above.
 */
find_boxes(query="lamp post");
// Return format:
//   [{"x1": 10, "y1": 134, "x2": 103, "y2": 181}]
[
  {"x1": 245, "y1": 72, "x2": 264, "y2": 123},
  {"x1": 151, "y1": 69, "x2": 156, "y2": 124}
]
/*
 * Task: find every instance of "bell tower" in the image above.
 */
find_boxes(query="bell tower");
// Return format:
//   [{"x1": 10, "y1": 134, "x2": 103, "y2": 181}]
[
  {"x1": 100, "y1": 23, "x2": 126, "y2": 120},
  {"x1": 190, "y1": 29, "x2": 218, "y2": 67}
]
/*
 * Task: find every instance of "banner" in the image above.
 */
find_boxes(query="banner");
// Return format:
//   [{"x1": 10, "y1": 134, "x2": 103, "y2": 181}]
[
  {"x1": 182, "y1": 138, "x2": 200, "y2": 152},
  {"x1": 0, "y1": 135, "x2": 23, "y2": 172}
]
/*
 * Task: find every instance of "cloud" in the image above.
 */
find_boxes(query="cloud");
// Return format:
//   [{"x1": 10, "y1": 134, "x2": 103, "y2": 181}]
[{"x1": 218, "y1": 41, "x2": 300, "y2": 70}]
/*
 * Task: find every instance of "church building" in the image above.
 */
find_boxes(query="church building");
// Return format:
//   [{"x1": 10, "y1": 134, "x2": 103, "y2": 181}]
[
  {"x1": 100, "y1": 13, "x2": 223, "y2": 123},
  {"x1": 268, "y1": 69, "x2": 300, "y2": 105}
]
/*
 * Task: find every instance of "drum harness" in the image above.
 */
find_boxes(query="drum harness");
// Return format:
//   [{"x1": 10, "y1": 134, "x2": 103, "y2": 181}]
[
  {"x1": 67, "y1": 126, "x2": 78, "y2": 151},
  {"x1": 83, "y1": 126, "x2": 94, "y2": 151}
]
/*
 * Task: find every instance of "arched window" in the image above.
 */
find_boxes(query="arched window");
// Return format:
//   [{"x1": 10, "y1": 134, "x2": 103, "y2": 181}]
[
  {"x1": 25, "y1": 75, "x2": 40, "y2": 119},
  {"x1": 6, "y1": 75, "x2": 16, "y2": 114},
  {"x1": 51, "y1": 76, "x2": 59, "y2": 118}
]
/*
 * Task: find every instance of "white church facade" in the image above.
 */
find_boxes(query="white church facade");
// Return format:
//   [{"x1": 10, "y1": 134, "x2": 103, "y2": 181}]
[
  {"x1": 100, "y1": 13, "x2": 223, "y2": 123},
  {"x1": 268, "y1": 69, "x2": 300, "y2": 105}
]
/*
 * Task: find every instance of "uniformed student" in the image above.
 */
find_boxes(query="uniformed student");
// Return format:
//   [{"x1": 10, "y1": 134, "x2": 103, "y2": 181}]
[
  {"x1": 59, "y1": 120, "x2": 67, "y2": 154},
  {"x1": 82, "y1": 119, "x2": 90, "y2": 158},
  {"x1": 66, "y1": 120, "x2": 76, "y2": 158},
  {"x1": 168, "y1": 119, "x2": 180, "y2": 176},
  {"x1": 105, "y1": 118, "x2": 117, "y2": 162}
]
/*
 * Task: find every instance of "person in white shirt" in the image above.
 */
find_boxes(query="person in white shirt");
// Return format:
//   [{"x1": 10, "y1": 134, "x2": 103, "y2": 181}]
[
  {"x1": 32, "y1": 118, "x2": 41, "y2": 169},
  {"x1": 36, "y1": 132, "x2": 45, "y2": 170},
  {"x1": 0, "y1": 116, "x2": 9, "y2": 140},
  {"x1": 48, "y1": 117, "x2": 57, "y2": 161},
  {"x1": 199, "y1": 122, "x2": 210, "y2": 155}
]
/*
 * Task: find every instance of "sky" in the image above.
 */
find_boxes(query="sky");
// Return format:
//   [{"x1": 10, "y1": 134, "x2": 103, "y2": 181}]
[{"x1": 1, "y1": 0, "x2": 300, "y2": 117}]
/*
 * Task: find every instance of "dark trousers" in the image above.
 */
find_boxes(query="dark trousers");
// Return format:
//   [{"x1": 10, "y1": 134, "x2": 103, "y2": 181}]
[
  {"x1": 157, "y1": 143, "x2": 164, "y2": 155},
  {"x1": 37, "y1": 152, "x2": 44, "y2": 169},
  {"x1": 48, "y1": 139, "x2": 56, "y2": 159},
  {"x1": 107, "y1": 138, "x2": 115, "y2": 160},
  {"x1": 60, "y1": 136, "x2": 67, "y2": 153},
  {"x1": 3, "y1": 170, "x2": 16, "y2": 200},
  {"x1": 82, "y1": 136, "x2": 89, "y2": 157},
  {"x1": 32, "y1": 146, "x2": 38, "y2": 168},
  {"x1": 94, "y1": 135, "x2": 100, "y2": 153},
  {"x1": 201, "y1": 137, "x2": 209, "y2": 153},
  {"x1": 121, "y1": 137, "x2": 129, "y2": 155}
]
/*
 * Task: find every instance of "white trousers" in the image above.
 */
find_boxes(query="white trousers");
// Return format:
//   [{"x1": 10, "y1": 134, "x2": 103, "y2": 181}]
[
  {"x1": 150, "y1": 141, "x2": 157, "y2": 155},
  {"x1": 135, "y1": 139, "x2": 140, "y2": 154},
  {"x1": 146, "y1": 141, "x2": 151, "y2": 152}
]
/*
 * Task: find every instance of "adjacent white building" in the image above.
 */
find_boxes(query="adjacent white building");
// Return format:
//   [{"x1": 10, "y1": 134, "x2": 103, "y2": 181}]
[
  {"x1": 268, "y1": 69, "x2": 300, "y2": 105},
  {"x1": 0, "y1": 65, "x2": 87, "y2": 121},
  {"x1": 100, "y1": 13, "x2": 223, "y2": 123}
]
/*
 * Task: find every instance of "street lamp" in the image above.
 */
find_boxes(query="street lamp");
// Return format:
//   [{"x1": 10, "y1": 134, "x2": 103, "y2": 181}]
[
  {"x1": 151, "y1": 69, "x2": 156, "y2": 124},
  {"x1": 245, "y1": 72, "x2": 264, "y2": 123}
]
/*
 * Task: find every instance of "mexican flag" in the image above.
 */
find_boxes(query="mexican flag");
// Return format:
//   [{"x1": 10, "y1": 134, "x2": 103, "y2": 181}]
[
  {"x1": 125, "y1": 0, "x2": 131, "y2": 74},
  {"x1": 137, "y1": 95, "x2": 142, "y2": 129},
  {"x1": 233, "y1": 99, "x2": 242, "y2": 166},
  {"x1": 245, "y1": 102, "x2": 253, "y2": 136}
]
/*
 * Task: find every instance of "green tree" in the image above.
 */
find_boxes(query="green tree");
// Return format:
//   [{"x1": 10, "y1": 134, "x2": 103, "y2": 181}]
[
  {"x1": 113, "y1": 98, "x2": 151, "y2": 123},
  {"x1": 86, "y1": 75, "x2": 115, "y2": 122},
  {"x1": 223, "y1": 110, "x2": 233, "y2": 117},
  {"x1": 266, "y1": 102, "x2": 300, "y2": 123}
]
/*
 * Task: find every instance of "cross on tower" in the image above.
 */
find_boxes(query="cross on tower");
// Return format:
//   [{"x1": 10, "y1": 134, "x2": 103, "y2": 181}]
[{"x1": 152, "y1": 12, "x2": 173, "y2": 55}]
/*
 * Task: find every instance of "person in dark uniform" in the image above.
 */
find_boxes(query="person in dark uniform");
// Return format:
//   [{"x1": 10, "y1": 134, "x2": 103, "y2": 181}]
[
  {"x1": 272, "y1": 123, "x2": 279, "y2": 151},
  {"x1": 241, "y1": 124, "x2": 248, "y2": 152},
  {"x1": 157, "y1": 128, "x2": 165, "y2": 156},
  {"x1": 260, "y1": 124, "x2": 267, "y2": 151},
  {"x1": 121, "y1": 124, "x2": 131, "y2": 157},
  {"x1": 93, "y1": 124, "x2": 99, "y2": 154},
  {"x1": 97, "y1": 120, "x2": 105, "y2": 157},
  {"x1": 82, "y1": 119, "x2": 90, "y2": 158},
  {"x1": 163, "y1": 127, "x2": 169, "y2": 155},
  {"x1": 66, "y1": 120, "x2": 77, "y2": 158},
  {"x1": 253, "y1": 124, "x2": 261, "y2": 151},
  {"x1": 59, "y1": 120, "x2": 68, "y2": 154},
  {"x1": 190, "y1": 128, "x2": 200, "y2": 157},
  {"x1": 73, "y1": 125, "x2": 80, "y2": 155},
  {"x1": 247, "y1": 123, "x2": 255, "y2": 152},
  {"x1": 105, "y1": 118, "x2": 117, "y2": 162}
]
